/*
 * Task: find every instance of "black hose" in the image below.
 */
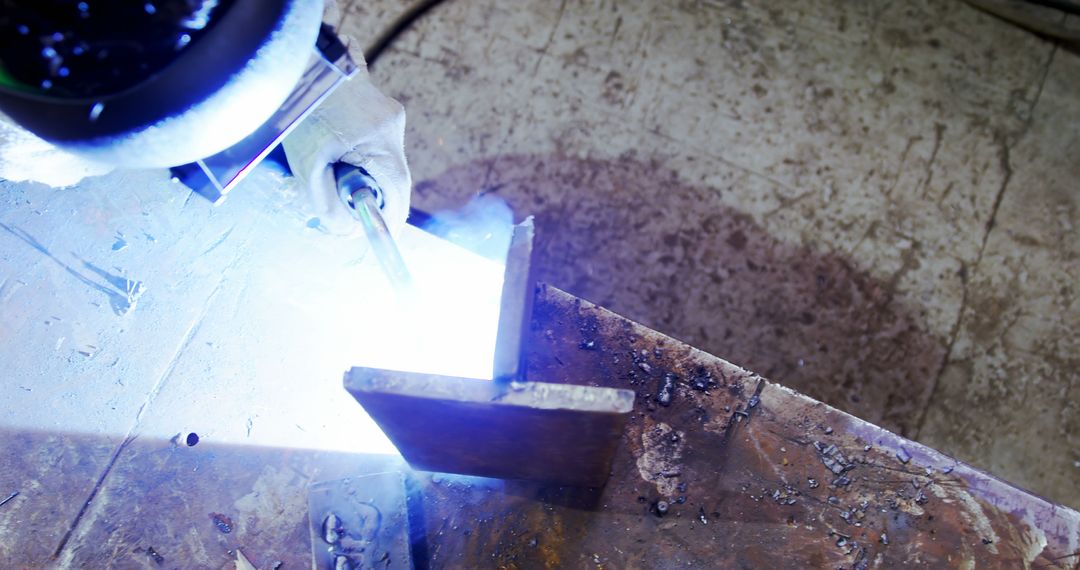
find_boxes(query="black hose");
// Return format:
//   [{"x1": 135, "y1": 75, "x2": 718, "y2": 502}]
[
  {"x1": 1023, "y1": 0, "x2": 1080, "y2": 16},
  {"x1": 364, "y1": 0, "x2": 452, "y2": 66}
]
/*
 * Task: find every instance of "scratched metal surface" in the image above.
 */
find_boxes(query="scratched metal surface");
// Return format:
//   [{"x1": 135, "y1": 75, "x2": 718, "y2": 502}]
[
  {"x1": 4, "y1": 286, "x2": 1075, "y2": 568},
  {"x1": 407, "y1": 286, "x2": 1079, "y2": 568}
]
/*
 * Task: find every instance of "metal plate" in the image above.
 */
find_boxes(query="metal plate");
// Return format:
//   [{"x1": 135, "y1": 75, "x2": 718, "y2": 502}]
[
  {"x1": 344, "y1": 369, "x2": 634, "y2": 487},
  {"x1": 492, "y1": 217, "x2": 535, "y2": 382}
]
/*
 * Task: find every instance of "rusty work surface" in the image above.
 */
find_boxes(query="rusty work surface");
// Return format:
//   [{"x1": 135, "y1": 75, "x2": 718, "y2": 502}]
[
  {"x1": 411, "y1": 285, "x2": 1080, "y2": 569},
  {"x1": 345, "y1": 369, "x2": 633, "y2": 487},
  {"x1": 3, "y1": 286, "x2": 1078, "y2": 568}
]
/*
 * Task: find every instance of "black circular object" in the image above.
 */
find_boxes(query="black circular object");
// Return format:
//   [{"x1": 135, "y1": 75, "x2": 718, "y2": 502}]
[
  {"x1": 186, "y1": 432, "x2": 199, "y2": 447},
  {"x1": 0, "y1": 0, "x2": 290, "y2": 143},
  {"x1": 0, "y1": 1, "x2": 240, "y2": 98}
]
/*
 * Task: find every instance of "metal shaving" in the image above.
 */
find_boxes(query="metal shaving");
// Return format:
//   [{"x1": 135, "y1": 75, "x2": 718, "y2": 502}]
[
  {"x1": 896, "y1": 448, "x2": 912, "y2": 464},
  {"x1": 814, "y1": 441, "x2": 855, "y2": 475}
]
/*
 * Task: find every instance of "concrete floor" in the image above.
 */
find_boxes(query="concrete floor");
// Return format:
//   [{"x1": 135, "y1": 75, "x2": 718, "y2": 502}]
[
  {"x1": 0, "y1": 0, "x2": 1074, "y2": 536},
  {"x1": 341, "y1": 0, "x2": 1079, "y2": 507}
]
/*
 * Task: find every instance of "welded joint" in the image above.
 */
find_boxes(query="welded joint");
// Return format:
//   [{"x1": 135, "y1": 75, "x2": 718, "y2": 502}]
[{"x1": 343, "y1": 216, "x2": 635, "y2": 487}]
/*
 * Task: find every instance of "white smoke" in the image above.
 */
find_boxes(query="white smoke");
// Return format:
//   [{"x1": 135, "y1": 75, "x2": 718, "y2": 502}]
[{"x1": 417, "y1": 194, "x2": 515, "y2": 262}]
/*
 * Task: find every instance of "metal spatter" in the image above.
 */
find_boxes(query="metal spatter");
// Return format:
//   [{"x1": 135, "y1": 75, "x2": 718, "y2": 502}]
[
  {"x1": 308, "y1": 473, "x2": 413, "y2": 570},
  {"x1": 655, "y1": 373, "x2": 678, "y2": 407},
  {"x1": 814, "y1": 440, "x2": 856, "y2": 476}
]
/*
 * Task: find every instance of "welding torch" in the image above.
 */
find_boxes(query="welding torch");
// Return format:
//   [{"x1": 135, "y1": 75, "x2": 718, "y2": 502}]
[{"x1": 334, "y1": 162, "x2": 413, "y2": 294}]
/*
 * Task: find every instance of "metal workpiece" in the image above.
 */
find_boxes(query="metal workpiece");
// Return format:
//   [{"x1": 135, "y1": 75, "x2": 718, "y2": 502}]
[
  {"x1": 472, "y1": 285, "x2": 1080, "y2": 569},
  {"x1": 308, "y1": 473, "x2": 415, "y2": 570},
  {"x1": 343, "y1": 215, "x2": 635, "y2": 487},
  {"x1": 7, "y1": 286, "x2": 1077, "y2": 568},
  {"x1": 344, "y1": 368, "x2": 635, "y2": 487},
  {"x1": 492, "y1": 217, "x2": 535, "y2": 383}
]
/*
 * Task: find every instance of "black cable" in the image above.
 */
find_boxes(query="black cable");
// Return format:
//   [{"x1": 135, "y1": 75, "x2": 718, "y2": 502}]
[
  {"x1": 962, "y1": 0, "x2": 1080, "y2": 45},
  {"x1": 364, "y1": 0, "x2": 452, "y2": 66},
  {"x1": 1024, "y1": 0, "x2": 1080, "y2": 16},
  {"x1": 359, "y1": 0, "x2": 450, "y2": 225}
]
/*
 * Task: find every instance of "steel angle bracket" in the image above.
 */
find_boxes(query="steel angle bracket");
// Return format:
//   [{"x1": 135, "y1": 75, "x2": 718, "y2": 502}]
[
  {"x1": 344, "y1": 369, "x2": 634, "y2": 487},
  {"x1": 344, "y1": 218, "x2": 635, "y2": 487}
]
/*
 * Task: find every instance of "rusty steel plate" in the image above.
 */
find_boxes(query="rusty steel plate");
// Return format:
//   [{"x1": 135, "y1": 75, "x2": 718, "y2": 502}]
[{"x1": 344, "y1": 368, "x2": 634, "y2": 487}]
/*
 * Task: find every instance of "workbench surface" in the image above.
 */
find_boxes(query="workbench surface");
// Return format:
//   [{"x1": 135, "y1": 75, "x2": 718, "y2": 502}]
[{"x1": 2, "y1": 287, "x2": 1076, "y2": 568}]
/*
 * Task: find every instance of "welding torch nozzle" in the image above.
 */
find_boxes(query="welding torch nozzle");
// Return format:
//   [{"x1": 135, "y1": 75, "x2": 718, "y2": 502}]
[
  {"x1": 332, "y1": 162, "x2": 413, "y2": 295},
  {"x1": 334, "y1": 162, "x2": 384, "y2": 214}
]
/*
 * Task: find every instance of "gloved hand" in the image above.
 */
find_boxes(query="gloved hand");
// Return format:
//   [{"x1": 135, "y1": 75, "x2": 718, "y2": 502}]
[{"x1": 282, "y1": 41, "x2": 411, "y2": 240}]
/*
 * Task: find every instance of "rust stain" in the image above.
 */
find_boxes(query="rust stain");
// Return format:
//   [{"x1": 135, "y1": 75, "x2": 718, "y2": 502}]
[{"x1": 634, "y1": 421, "x2": 686, "y2": 497}]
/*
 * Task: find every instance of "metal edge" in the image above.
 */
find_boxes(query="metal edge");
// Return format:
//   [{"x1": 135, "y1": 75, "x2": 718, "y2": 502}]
[
  {"x1": 492, "y1": 217, "x2": 535, "y2": 383},
  {"x1": 345, "y1": 368, "x2": 635, "y2": 414},
  {"x1": 307, "y1": 472, "x2": 415, "y2": 569}
]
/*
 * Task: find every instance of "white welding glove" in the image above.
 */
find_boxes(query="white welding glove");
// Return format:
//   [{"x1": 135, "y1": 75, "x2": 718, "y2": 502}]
[{"x1": 282, "y1": 40, "x2": 411, "y2": 240}]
